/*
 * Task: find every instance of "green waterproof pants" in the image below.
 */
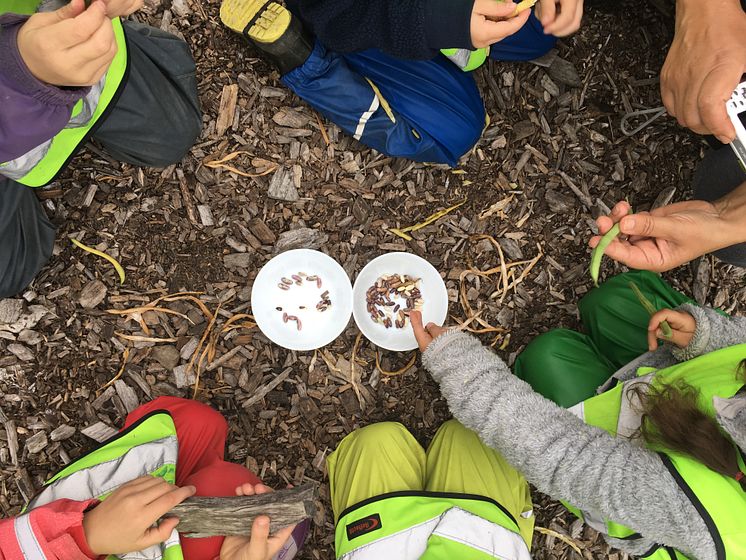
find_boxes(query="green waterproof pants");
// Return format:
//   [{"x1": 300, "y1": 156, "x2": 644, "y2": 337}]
[
  {"x1": 327, "y1": 420, "x2": 535, "y2": 547},
  {"x1": 513, "y1": 271, "x2": 694, "y2": 407}
]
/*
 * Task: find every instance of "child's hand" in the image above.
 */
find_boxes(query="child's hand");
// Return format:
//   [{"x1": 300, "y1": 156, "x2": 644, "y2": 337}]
[
  {"x1": 536, "y1": 0, "x2": 583, "y2": 36},
  {"x1": 647, "y1": 309, "x2": 696, "y2": 351},
  {"x1": 411, "y1": 310, "x2": 447, "y2": 352},
  {"x1": 17, "y1": 0, "x2": 118, "y2": 87},
  {"x1": 101, "y1": 0, "x2": 143, "y2": 18},
  {"x1": 471, "y1": 0, "x2": 531, "y2": 48},
  {"x1": 82, "y1": 476, "x2": 196, "y2": 555},
  {"x1": 219, "y1": 483, "x2": 297, "y2": 560}
]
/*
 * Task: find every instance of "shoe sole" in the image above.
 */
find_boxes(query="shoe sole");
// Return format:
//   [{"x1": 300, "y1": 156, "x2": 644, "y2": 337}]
[{"x1": 220, "y1": 0, "x2": 290, "y2": 43}]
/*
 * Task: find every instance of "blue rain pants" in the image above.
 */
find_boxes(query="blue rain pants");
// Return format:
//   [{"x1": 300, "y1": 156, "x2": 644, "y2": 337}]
[{"x1": 282, "y1": 13, "x2": 555, "y2": 166}]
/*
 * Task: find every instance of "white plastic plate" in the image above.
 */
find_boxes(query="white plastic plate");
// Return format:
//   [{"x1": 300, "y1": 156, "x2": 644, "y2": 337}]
[
  {"x1": 352, "y1": 252, "x2": 448, "y2": 351},
  {"x1": 251, "y1": 249, "x2": 353, "y2": 351}
]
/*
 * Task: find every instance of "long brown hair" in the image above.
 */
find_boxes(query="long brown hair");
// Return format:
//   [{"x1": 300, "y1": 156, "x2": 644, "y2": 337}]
[{"x1": 632, "y1": 360, "x2": 746, "y2": 489}]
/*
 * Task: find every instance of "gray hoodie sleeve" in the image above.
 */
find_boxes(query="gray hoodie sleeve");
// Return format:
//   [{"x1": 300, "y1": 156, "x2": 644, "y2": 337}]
[
  {"x1": 423, "y1": 331, "x2": 716, "y2": 560},
  {"x1": 672, "y1": 303, "x2": 746, "y2": 361}
]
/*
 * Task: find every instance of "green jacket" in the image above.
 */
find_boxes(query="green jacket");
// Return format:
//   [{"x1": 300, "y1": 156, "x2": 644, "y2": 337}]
[
  {"x1": 25, "y1": 410, "x2": 184, "y2": 560},
  {"x1": 0, "y1": 0, "x2": 128, "y2": 187},
  {"x1": 335, "y1": 491, "x2": 531, "y2": 559},
  {"x1": 441, "y1": 47, "x2": 490, "y2": 72},
  {"x1": 567, "y1": 344, "x2": 746, "y2": 560}
]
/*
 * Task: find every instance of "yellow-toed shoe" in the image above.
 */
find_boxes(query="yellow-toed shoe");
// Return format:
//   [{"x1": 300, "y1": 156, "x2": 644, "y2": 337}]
[{"x1": 220, "y1": 0, "x2": 313, "y2": 74}]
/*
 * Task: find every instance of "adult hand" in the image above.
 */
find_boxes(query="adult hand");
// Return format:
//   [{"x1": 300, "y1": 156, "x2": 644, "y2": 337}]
[
  {"x1": 660, "y1": 0, "x2": 746, "y2": 143},
  {"x1": 647, "y1": 309, "x2": 696, "y2": 351},
  {"x1": 16, "y1": 0, "x2": 118, "y2": 87},
  {"x1": 82, "y1": 476, "x2": 196, "y2": 556},
  {"x1": 220, "y1": 483, "x2": 297, "y2": 560},
  {"x1": 589, "y1": 199, "x2": 735, "y2": 272},
  {"x1": 471, "y1": 0, "x2": 531, "y2": 49},
  {"x1": 101, "y1": 0, "x2": 143, "y2": 18},
  {"x1": 410, "y1": 310, "x2": 447, "y2": 352},
  {"x1": 535, "y1": 0, "x2": 583, "y2": 36}
]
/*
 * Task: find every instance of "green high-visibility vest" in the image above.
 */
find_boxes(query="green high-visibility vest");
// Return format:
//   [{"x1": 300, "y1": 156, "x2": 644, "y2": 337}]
[
  {"x1": 335, "y1": 491, "x2": 531, "y2": 559},
  {"x1": 0, "y1": 0, "x2": 129, "y2": 187},
  {"x1": 22, "y1": 411, "x2": 184, "y2": 560},
  {"x1": 441, "y1": 47, "x2": 490, "y2": 72},
  {"x1": 568, "y1": 344, "x2": 746, "y2": 560}
]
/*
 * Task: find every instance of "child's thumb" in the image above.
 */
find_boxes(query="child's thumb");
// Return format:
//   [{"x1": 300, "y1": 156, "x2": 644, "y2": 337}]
[{"x1": 54, "y1": 0, "x2": 86, "y2": 20}]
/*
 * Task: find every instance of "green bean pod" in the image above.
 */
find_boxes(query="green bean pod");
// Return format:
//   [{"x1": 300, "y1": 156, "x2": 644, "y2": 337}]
[
  {"x1": 629, "y1": 281, "x2": 673, "y2": 338},
  {"x1": 589, "y1": 223, "x2": 621, "y2": 287}
]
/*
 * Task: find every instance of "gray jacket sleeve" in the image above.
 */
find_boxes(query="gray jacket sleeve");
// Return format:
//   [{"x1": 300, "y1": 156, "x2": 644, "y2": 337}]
[
  {"x1": 422, "y1": 331, "x2": 716, "y2": 560},
  {"x1": 607, "y1": 303, "x2": 746, "y2": 385},
  {"x1": 672, "y1": 303, "x2": 746, "y2": 361}
]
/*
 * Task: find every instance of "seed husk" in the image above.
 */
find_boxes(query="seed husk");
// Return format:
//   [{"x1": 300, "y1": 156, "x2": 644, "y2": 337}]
[
  {"x1": 281, "y1": 277, "x2": 293, "y2": 285},
  {"x1": 278, "y1": 283, "x2": 290, "y2": 291},
  {"x1": 366, "y1": 274, "x2": 424, "y2": 329}
]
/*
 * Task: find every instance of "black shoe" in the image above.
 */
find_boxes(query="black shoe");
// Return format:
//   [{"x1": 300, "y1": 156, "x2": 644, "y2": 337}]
[{"x1": 220, "y1": 0, "x2": 313, "y2": 75}]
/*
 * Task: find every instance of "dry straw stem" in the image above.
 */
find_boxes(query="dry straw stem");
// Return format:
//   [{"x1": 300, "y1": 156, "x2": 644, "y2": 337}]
[
  {"x1": 115, "y1": 332, "x2": 178, "y2": 343},
  {"x1": 99, "y1": 348, "x2": 130, "y2": 392},
  {"x1": 313, "y1": 111, "x2": 330, "y2": 146},
  {"x1": 107, "y1": 292, "x2": 256, "y2": 399},
  {"x1": 390, "y1": 198, "x2": 468, "y2": 241},
  {"x1": 375, "y1": 348, "x2": 417, "y2": 376},
  {"x1": 534, "y1": 526, "x2": 583, "y2": 556},
  {"x1": 349, "y1": 331, "x2": 365, "y2": 406},
  {"x1": 457, "y1": 236, "x2": 543, "y2": 340},
  {"x1": 204, "y1": 151, "x2": 278, "y2": 178}
]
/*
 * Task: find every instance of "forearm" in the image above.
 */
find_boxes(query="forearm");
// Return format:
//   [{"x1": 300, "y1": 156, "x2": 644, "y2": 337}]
[
  {"x1": 0, "y1": 15, "x2": 88, "y2": 163},
  {"x1": 423, "y1": 331, "x2": 715, "y2": 559}
]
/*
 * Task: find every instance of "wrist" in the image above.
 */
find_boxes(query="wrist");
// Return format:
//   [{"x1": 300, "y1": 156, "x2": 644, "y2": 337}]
[
  {"x1": 714, "y1": 180, "x2": 746, "y2": 245},
  {"x1": 1, "y1": 15, "x2": 89, "y2": 103}
]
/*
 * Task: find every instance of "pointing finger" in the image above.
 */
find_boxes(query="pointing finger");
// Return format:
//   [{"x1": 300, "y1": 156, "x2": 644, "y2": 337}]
[{"x1": 410, "y1": 311, "x2": 433, "y2": 352}]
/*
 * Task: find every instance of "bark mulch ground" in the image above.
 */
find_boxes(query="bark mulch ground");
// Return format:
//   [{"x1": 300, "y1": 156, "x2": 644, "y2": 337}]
[{"x1": 1, "y1": 0, "x2": 744, "y2": 558}]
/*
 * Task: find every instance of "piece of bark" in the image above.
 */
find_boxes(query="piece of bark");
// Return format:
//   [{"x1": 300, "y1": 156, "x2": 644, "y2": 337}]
[
  {"x1": 0, "y1": 406, "x2": 19, "y2": 466},
  {"x1": 50, "y1": 424, "x2": 76, "y2": 442},
  {"x1": 25, "y1": 431, "x2": 47, "y2": 454},
  {"x1": 247, "y1": 218, "x2": 276, "y2": 245},
  {"x1": 267, "y1": 166, "x2": 299, "y2": 202},
  {"x1": 79, "y1": 280, "x2": 107, "y2": 309},
  {"x1": 115, "y1": 380, "x2": 140, "y2": 413},
  {"x1": 178, "y1": 170, "x2": 198, "y2": 225},
  {"x1": 169, "y1": 484, "x2": 316, "y2": 537},
  {"x1": 242, "y1": 368, "x2": 292, "y2": 408},
  {"x1": 216, "y1": 84, "x2": 239, "y2": 137},
  {"x1": 273, "y1": 228, "x2": 329, "y2": 254},
  {"x1": 81, "y1": 422, "x2": 118, "y2": 443}
]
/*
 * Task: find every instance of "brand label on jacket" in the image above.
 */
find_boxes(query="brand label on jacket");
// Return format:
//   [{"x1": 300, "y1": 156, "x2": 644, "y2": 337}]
[{"x1": 346, "y1": 513, "x2": 382, "y2": 540}]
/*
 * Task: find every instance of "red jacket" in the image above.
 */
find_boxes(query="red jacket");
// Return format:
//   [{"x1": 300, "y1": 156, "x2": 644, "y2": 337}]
[{"x1": 0, "y1": 499, "x2": 98, "y2": 560}]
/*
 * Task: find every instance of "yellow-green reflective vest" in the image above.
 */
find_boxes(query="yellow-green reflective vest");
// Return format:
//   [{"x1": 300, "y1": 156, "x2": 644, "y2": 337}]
[
  {"x1": 0, "y1": 0, "x2": 128, "y2": 187},
  {"x1": 567, "y1": 344, "x2": 746, "y2": 560},
  {"x1": 441, "y1": 47, "x2": 490, "y2": 72},
  {"x1": 23, "y1": 411, "x2": 183, "y2": 560},
  {"x1": 335, "y1": 491, "x2": 531, "y2": 559}
]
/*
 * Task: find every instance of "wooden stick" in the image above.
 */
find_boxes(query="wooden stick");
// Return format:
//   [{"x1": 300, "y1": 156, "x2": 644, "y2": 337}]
[{"x1": 168, "y1": 484, "x2": 316, "y2": 537}]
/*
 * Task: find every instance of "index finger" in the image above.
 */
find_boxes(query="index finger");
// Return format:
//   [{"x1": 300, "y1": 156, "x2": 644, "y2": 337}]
[
  {"x1": 410, "y1": 311, "x2": 432, "y2": 352},
  {"x1": 480, "y1": 10, "x2": 531, "y2": 41},
  {"x1": 698, "y1": 63, "x2": 741, "y2": 142},
  {"x1": 146, "y1": 484, "x2": 196, "y2": 519}
]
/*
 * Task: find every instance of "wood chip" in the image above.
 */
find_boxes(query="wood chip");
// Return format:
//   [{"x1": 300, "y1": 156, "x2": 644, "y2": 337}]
[
  {"x1": 81, "y1": 422, "x2": 118, "y2": 443},
  {"x1": 216, "y1": 84, "x2": 239, "y2": 137}
]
